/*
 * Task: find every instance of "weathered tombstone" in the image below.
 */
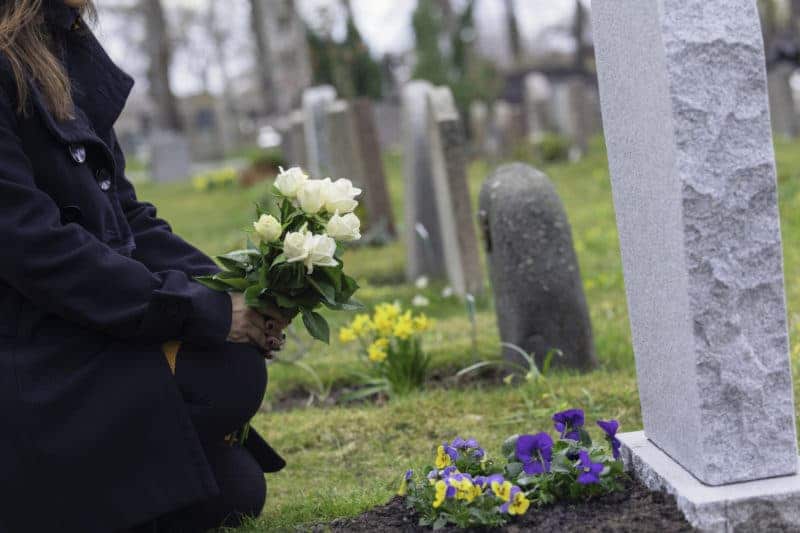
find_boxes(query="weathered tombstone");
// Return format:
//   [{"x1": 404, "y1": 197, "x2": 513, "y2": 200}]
[
  {"x1": 352, "y1": 98, "x2": 397, "y2": 240},
  {"x1": 149, "y1": 130, "x2": 191, "y2": 182},
  {"x1": 594, "y1": 0, "x2": 800, "y2": 529},
  {"x1": 479, "y1": 163, "x2": 596, "y2": 370},
  {"x1": 524, "y1": 72, "x2": 554, "y2": 143},
  {"x1": 402, "y1": 81, "x2": 446, "y2": 281},
  {"x1": 426, "y1": 86, "x2": 483, "y2": 297},
  {"x1": 302, "y1": 85, "x2": 337, "y2": 176},
  {"x1": 552, "y1": 78, "x2": 591, "y2": 155},
  {"x1": 326, "y1": 100, "x2": 366, "y2": 188},
  {"x1": 489, "y1": 100, "x2": 516, "y2": 159},
  {"x1": 768, "y1": 63, "x2": 800, "y2": 138},
  {"x1": 469, "y1": 100, "x2": 489, "y2": 157},
  {"x1": 287, "y1": 110, "x2": 307, "y2": 168}
]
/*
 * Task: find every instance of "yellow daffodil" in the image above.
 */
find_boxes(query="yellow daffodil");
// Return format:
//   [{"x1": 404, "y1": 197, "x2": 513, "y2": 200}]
[
  {"x1": 350, "y1": 314, "x2": 373, "y2": 336},
  {"x1": 393, "y1": 311, "x2": 415, "y2": 340},
  {"x1": 432, "y1": 480, "x2": 449, "y2": 508},
  {"x1": 338, "y1": 327, "x2": 357, "y2": 344},
  {"x1": 368, "y1": 338, "x2": 389, "y2": 362},
  {"x1": 372, "y1": 303, "x2": 400, "y2": 337},
  {"x1": 413, "y1": 313, "x2": 432, "y2": 332},
  {"x1": 507, "y1": 491, "x2": 530, "y2": 515},
  {"x1": 492, "y1": 480, "x2": 513, "y2": 501},
  {"x1": 435, "y1": 445, "x2": 452, "y2": 469}
]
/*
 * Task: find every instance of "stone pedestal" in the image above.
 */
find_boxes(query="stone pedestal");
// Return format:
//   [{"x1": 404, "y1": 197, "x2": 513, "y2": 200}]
[
  {"x1": 620, "y1": 432, "x2": 800, "y2": 532},
  {"x1": 594, "y1": 0, "x2": 797, "y2": 488}
]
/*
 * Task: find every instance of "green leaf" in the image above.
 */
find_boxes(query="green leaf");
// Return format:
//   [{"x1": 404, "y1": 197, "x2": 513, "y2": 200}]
[
  {"x1": 212, "y1": 274, "x2": 251, "y2": 291},
  {"x1": 505, "y1": 461, "x2": 523, "y2": 478},
  {"x1": 217, "y1": 250, "x2": 259, "y2": 273},
  {"x1": 302, "y1": 310, "x2": 330, "y2": 343},
  {"x1": 308, "y1": 277, "x2": 336, "y2": 303},
  {"x1": 339, "y1": 274, "x2": 360, "y2": 302},
  {"x1": 244, "y1": 284, "x2": 264, "y2": 306}
]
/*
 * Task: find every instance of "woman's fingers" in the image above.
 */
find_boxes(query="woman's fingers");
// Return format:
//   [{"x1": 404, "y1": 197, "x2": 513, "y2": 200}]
[{"x1": 248, "y1": 325, "x2": 271, "y2": 352}]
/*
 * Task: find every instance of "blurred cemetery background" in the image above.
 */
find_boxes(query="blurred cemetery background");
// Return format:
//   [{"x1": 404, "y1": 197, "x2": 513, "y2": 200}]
[{"x1": 91, "y1": 1, "x2": 800, "y2": 529}]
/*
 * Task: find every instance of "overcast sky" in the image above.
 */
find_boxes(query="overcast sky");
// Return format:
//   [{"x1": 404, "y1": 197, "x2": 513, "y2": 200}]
[{"x1": 95, "y1": 0, "x2": 582, "y2": 96}]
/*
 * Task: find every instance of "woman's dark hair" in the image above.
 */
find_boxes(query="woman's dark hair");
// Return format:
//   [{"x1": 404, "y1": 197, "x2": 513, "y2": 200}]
[{"x1": 0, "y1": 0, "x2": 96, "y2": 119}]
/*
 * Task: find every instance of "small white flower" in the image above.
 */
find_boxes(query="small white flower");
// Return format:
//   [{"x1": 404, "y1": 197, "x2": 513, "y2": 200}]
[
  {"x1": 326, "y1": 212, "x2": 361, "y2": 242},
  {"x1": 415, "y1": 276, "x2": 429, "y2": 290},
  {"x1": 284, "y1": 230, "x2": 311, "y2": 265},
  {"x1": 274, "y1": 166, "x2": 308, "y2": 198},
  {"x1": 412, "y1": 295, "x2": 430, "y2": 307},
  {"x1": 297, "y1": 178, "x2": 328, "y2": 214},
  {"x1": 253, "y1": 214, "x2": 282, "y2": 244},
  {"x1": 322, "y1": 178, "x2": 361, "y2": 214},
  {"x1": 441, "y1": 286, "x2": 454, "y2": 298},
  {"x1": 308, "y1": 234, "x2": 339, "y2": 273}
]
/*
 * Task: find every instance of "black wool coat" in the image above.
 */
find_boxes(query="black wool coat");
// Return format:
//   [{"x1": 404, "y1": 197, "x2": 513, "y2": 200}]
[{"x1": 0, "y1": 5, "x2": 281, "y2": 532}]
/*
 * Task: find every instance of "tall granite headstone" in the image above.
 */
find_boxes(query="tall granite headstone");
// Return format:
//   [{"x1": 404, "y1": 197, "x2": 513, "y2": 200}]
[
  {"x1": 479, "y1": 163, "x2": 597, "y2": 370},
  {"x1": 426, "y1": 86, "x2": 483, "y2": 297},
  {"x1": 594, "y1": 0, "x2": 800, "y2": 529},
  {"x1": 287, "y1": 110, "x2": 308, "y2": 168},
  {"x1": 302, "y1": 85, "x2": 337, "y2": 176},
  {"x1": 150, "y1": 130, "x2": 191, "y2": 182},
  {"x1": 402, "y1": 81, "x2": 446, "y2": 281},
  {"x1": 352, "y1": 98, "x2": 397, "y2": 239},
  {"x1": 326, "y1": 100, "x2": 366, "y2": 188}
]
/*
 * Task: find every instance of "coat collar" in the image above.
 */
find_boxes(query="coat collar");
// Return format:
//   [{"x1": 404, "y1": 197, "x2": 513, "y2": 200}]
[{"x1": 43, "y1": 1, "x2": 80, "y2": 32}]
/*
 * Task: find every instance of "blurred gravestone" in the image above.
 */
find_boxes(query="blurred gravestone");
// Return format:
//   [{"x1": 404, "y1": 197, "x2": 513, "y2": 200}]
[
  {"x1": 490, "y1": 101, "x2": 514, "y2": 158},
  {"x1": 302, "y1": 85, "x2": 337, "y2": 176},
  {"x1": 479, "y1": 163, "x2": 596, "y2": 370},
  {"x1": 768, "y1": 64, "x2": 800, "y2": 138},
  {"x1": 524, "y1": 72, "x2": 554, "y2": 143},
  {"x1": 352, "y1": 98, "x2": 397, "y2": 240},
  {"x1": 326, "y1": 100, "x2": 366, "y2": 188},
  {"x1": 427, "y1": 86, "x2": 483, "y2": 297},
  {"x1": 469, "y1": 100, "x2": 489, "y2": 157},
  {"x1": 594, "y1": 0, "x2": 800, "y2": 529},
  {"x1": 402, "y1": 80, "x2": 446, "y2": 281},
  {"x1": 149, "y1": 130, "x2": 191, "y2": 182},
  {"x1": 552, "y1": 79, "x2": 592, "y2": 155},
  {"x1": 287, "y1": 110, "x2": 307, "y2": 168}
]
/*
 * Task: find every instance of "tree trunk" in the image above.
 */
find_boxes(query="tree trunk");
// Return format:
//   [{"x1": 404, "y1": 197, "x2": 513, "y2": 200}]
[
  {"x1": 248, "y1": 0, "x2": 275, "y2": 116},
  {"x1": 572, "y1": 0, "x2": 588, "y2": 73},
  {"x1": 504, "y1": 0, "x2": 522, "y2": 66},
  {"x1": 141, "y1": 0, "x2": 183, "y2": 132}
]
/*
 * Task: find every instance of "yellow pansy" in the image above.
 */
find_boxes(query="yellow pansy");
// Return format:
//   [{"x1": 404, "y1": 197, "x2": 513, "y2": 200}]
[
  {"x1": 350, "y1": 314, "x2": 373, "y2": 336},
  {"x1": 368, "y1": 338, "x2": 389, "y2": 362},
  {"x1": 393, "y1": 311, "x2": 415, "y2": 340},
  {"x1": 338, "y1": 327, "x2": 357, "y2": 344},
  {"x1": 434, "y1": 445, "x2": 452, "y2": 469},
  {"x1": 507, "y1": 491, "x2": 530, "y2": 515},
  {"x1": 451, "y1": 477, "x2": 480, "y2": 503},
  {"x1": 413, "y1": 314, "x2": 432, "y2": 332},
  {"x1": 432, "y1": 480, "x2": 448, "y2": 508},
  {"x1": 492, "y1": 480, "x2": 513, "y2": 501}
]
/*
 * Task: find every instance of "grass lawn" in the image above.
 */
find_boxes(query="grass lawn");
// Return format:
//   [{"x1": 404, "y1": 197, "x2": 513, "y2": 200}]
[{"x1": 134, "y1": 138, "x2": 800, "y2": 531}]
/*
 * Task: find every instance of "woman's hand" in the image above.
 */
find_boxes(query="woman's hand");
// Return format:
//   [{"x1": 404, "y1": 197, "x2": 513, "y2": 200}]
[{"x1": 226, "y1": 293, "x2": 288, "y2": 357}]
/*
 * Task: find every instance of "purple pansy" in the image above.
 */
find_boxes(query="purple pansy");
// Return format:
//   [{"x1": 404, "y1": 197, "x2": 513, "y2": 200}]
[
  {"x1": 465, "y1": 438, "x2": 479, "y2": 449},
  {"x1": 442, "y1": 465, "x2": 458, "y2": 477},
  {"x1": 553, "y1": 408, "x2": 585, "y2": 440},
  {"x1": 474, "y1": 473, "x2": 504, "y2": 489},
  {"x1": 473, "y1": 447, "x2": 486, "y2": 459},
  {"x1": 515, "y1": 432, "x2": 553, "y2": 475},
  {"x1": 576, "y1": 450, "x2": 604, "y2": 485},
  {"x1": 443, "y1": 443, "x2": 459, "y2": 462},
  {"x1": 597, "y1": 420, "x2": 621, "y2": 459},
  {"x1": 451, "y1": 437, "x2": 467, "y2": 449},
  {"x1": 405, "y1": 469, "x2": 413, "y2": 481}
]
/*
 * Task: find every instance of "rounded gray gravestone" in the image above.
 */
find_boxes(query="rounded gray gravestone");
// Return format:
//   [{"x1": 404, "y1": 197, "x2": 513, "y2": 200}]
[{"x1": 479, "y1": 163, "x2": 597, "y2": 371}]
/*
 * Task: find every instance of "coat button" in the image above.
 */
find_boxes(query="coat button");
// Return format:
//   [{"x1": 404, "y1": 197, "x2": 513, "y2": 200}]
[
  {"x1": 97, "y1": 168, "x2": 112, "y2": 191},
  {"x1": 69, "y1": 144, "x2": 86, "y2": 164}
]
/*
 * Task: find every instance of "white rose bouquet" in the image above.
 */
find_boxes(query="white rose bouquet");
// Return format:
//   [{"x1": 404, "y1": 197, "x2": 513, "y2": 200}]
[{"x1": 196, "y1": 167, "x2": 364, "y2": 343}]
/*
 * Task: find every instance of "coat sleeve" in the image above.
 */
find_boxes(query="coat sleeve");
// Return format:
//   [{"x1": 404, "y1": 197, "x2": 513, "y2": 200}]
[
  {"x1": 0, "y1": 87, "x2": 231, "y2": 345},
  {"x1": 111, "y1": 130, "x2": 222, "y2": 278}
]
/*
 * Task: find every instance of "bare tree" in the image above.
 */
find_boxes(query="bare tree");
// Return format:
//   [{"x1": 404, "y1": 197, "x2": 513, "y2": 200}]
[
  {"x1": 141, "y1": 0, "x2": 183, "y2": 131},
  {"x1": 572, "y1": 0, "x2": 589, "y2": 73},
  {"x1": 248, "y1": 0, "x2": 276, "y2": 115},
  {"x1": 504, "y1": 0, "x2": 522, "y2": 65}
]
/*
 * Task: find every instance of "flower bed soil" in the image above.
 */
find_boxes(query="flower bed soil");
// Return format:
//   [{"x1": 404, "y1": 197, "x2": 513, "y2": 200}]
[{"x1": 315, "y1": 479, "x2": 693, "y2": 532}]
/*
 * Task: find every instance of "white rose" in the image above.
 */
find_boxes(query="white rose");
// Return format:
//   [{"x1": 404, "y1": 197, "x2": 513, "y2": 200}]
[
  {"x1": 297, "y1": 178, "x2": 328, "y2": 214},
  {"x1": 308, "y1": 234, "x2": 339, "y2": 273},
  {"x1": 326, "y1": 212, "x2": 361, "y2": 242},
  {"x1": 322, "y1": 178, "x2": 361, "y2": 214},
  {"x1": 274, "y1": 166, "x2": 308, "y2": 198},
  {"x1": 253, "y1": 214, "x2": 282, "y2": 244},
  {"x1": 284, "y1": 230, "x2": 312, "y2": 265}
]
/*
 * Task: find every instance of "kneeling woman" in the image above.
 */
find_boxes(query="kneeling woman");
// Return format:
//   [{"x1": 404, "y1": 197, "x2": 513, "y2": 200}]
[{"x1": 0, "y1": 1, "x2": 286, "y2": 531}]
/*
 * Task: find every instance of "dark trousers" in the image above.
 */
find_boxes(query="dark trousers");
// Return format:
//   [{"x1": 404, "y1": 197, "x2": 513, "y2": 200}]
[{"x1": 130, "y1": 342, "x2": 268, "y2": 533}]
